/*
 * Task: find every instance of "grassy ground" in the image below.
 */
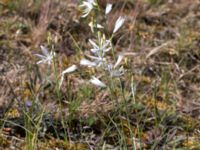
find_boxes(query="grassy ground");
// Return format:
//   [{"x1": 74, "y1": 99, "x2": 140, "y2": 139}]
[{"x1": 0, "y1": 0, "x2": 200, "y2": 149}]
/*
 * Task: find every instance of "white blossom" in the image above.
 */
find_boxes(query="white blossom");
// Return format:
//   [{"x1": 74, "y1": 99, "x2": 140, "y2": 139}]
[
  {"x1": 89, "y1": 76, "x2": 106, "y2": 87},
  {"x1": 81, "y1": 36, "x2": 111, "y2": 67},
  {"x1": 86, "y1": 54, "x2": 106, "y2": 67},
  {"x1": 114, "y1": 54, "x2": 124, "y2": 68},
  {"x1": 111, "y1": 66, "x2": 125, "y2": 77},
  {"x1": 89, "y1": 38, "x2": 111, "y2": 57},
  {"x1": 35, "y1": 45, "x2": 55, "y2": 65},
  {"x1": 62, "y1": 65, "x2": 77, "y2": 74},
  {"x1": 80, "y1": 59, "x2": 97, "y2": 67},
  {"x1": 113, "y1": 16, "x2": 125, "y2": 33},
  {"x1": 105, "y1": 3, "x2": 112, "y2": 15},
  {"x1": 105, "y1": 55, "x2": 125, "y2": 77},
  {"x1": 80, "y1": 0, "x2": 95, "y2": 18},
  {"x1": 59, "y1": 65, "x2": 77, "y2": 88}
]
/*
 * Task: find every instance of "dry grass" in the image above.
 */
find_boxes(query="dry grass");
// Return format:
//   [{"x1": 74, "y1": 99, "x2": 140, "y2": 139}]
[{"x1": 0, "y1": 0, "x2": 200, "y2": 149}]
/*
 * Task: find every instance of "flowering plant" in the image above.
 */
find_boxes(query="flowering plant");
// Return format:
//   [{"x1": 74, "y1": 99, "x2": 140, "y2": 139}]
[{"x1": 79, "y1": 1, "x2": 126, "y2": 87}]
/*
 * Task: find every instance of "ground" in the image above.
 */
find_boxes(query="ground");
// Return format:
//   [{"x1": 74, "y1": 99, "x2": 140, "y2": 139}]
[{"x1": 0, "y1": 0, "x2": 200, "y2": 149}]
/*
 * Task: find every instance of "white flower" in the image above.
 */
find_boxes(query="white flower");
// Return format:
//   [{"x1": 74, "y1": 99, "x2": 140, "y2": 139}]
[
  {"x1": 81, "y1": 36, "x2": 111, "y2": 67},
  {"x1": 114, "y1": 54, "x2": 124, "y2": 68},
  {"x1": 112, "y1": 66, "x2": 125, "y2": 77},
  {"x1": 62, "y1": 65, "x2": 77, "y2": 74},
  {"x1": 105, "y1": 3, "x2": 112, "y2": 15},
  {"x1": 89, "y1": 76, "x2": 106, "y2": 87},
  {"x1": 89, "y1": 38, "x2": 111, "y2": 56},
  {"x1": 106, "y1": 63, "x2": 124, "y2": 77},
  {"x1": 113, "y1": 16, "x2": 125, "y2": 33},
  {"x1": 81, "y1": 35, "x2": 111, "y2": 67},
  {"x1": 59, "y1": 65, "x2": 77, "y2": 88},
  {"x1": 35, "y1": 45, "x2": 55, "y2": 65},
  {"x1": 80, "y1": 59, "x2": 97, "y2": 67},
  {"x1": 105, "y1": 55, "x2": 125, "y2": 77},
  {"x1": 87, "y1": 54, "x2": 106, "y2": 67},
  {"x1": 80, "y1": 0, "x2": 95, "y2": 18}
]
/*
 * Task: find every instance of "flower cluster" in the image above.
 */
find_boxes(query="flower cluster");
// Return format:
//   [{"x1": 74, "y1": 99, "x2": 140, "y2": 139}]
[
  {"x1": 81, "y1": 34, "x2": 111, "y2": 68},
  {"x1": 35, "y1": 1, "x2": 126, "y2": 89},
  {"x1": 78, "y1": 1, "x2": 126, "y2": 87}
]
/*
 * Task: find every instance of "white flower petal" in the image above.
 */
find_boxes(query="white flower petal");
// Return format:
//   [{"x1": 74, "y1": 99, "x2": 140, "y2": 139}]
[
  {"x1": 40, "y1": 45, "x2": 49, "y2": 56},
  {"x1": 82, "y1": 13, "x2": 89, "y2": 18},
  {"x1": 88, "y1": 0, "x2": 94, "y2": 3},
  {"x1": 89, "y1": 39, "x2": 99, "y2": 49},
  {"x1": 80, "y1": 59, "x2": 97, "y2": 67},
  {"x1": 62, "y1": 65, "x2": 77, "y2": 74},
  {"x1": 96, "y1": 24, "x2": 104, "y2": 28},
  {"x1": 105, "y1": 3, "x2": 112, "y2": 15},
  {"x1": 35, "y1": 46, "x2": 55, "y2": 65},
  {"x1": 90, "y1": 76, "x2": 106, "y2": 87},
  {"x1": 103, "y1": 47, "x2": 111, "y2": 52},
  {"x1": 80, "y1": 1, "x2": 94, "y2": 18},
  {"x1": 102, "y1": 40, "x2": 111, "y2": 49},
  {"x1": 90, "y1": 48, "x2": 99, "y2": 54},
  {"x1": 87, "y1": 55, "x2": 106, "y2": 62},
  {"x1": 36, "y1": 60, "x2": 46, "y2": 64},
  {"x1": 87, "y1": 55, "x2": 100, "y2": 60},
  {"x1": 113, "y1": 16, "x2": 125, "y2": 33},
  {"x1": 88, "y1": 36, "x2": 111, "y2": 58},
  {"x1": 112, "y1": 66, "x2": 124, "y2": 77},
  {"x1": 59, "y1": 65, "x2": 77, "y2": 89},
  {"x1": 114, "y1": 54, "x2": 124, "y2": 68},
  {"x1": 35, "y1": 54, "x2": 47, "y2": 59}
]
